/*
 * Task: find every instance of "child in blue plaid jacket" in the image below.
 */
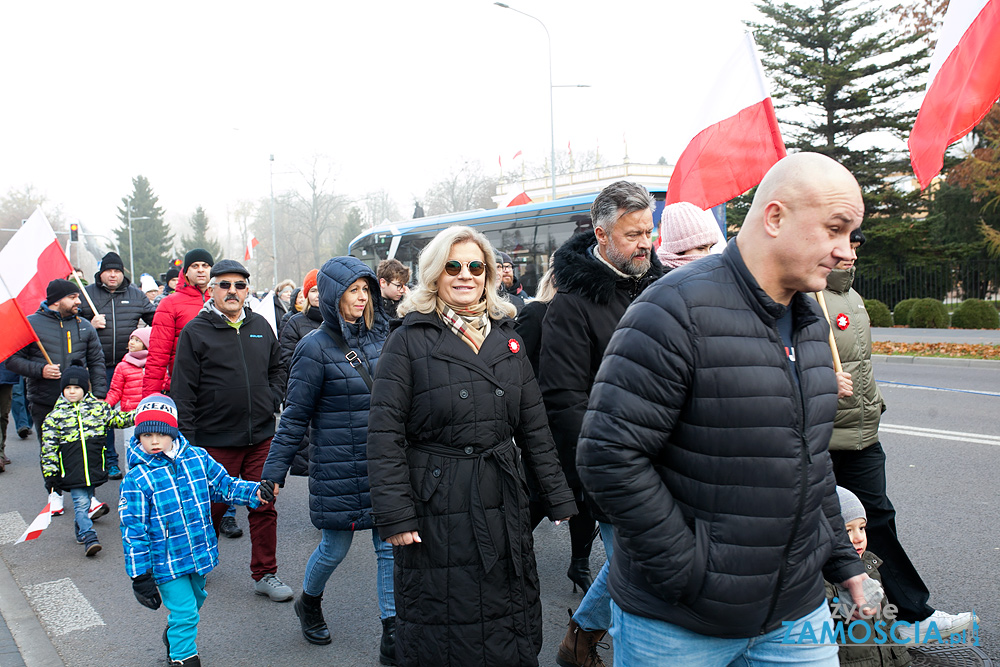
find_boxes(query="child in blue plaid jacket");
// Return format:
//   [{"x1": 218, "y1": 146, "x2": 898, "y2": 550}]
[{"x1": 119, "y1": 394, "x2": 275, "y2": 667}]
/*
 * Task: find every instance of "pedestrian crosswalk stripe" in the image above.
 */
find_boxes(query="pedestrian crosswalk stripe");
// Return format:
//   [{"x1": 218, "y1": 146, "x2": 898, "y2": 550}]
[
  {"x1": 0, "y1": 511, "x2": 28, "y2": 545},
  {"x1": 24, "y1": 578, "x2": 104, "y2": 636}
]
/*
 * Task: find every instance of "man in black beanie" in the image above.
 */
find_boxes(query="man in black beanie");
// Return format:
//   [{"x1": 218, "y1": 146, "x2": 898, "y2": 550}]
[
  {"x1": 78, "y1": 251, "x2": 156, "y2": 479},
  {"x1": 6, "y1": 279, "x2": 107, "y2": 500}
]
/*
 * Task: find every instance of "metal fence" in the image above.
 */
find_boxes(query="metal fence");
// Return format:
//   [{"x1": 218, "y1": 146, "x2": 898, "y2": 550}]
[{"x1": 854, "y1": 259, "x2": 1000, "y2": 308}]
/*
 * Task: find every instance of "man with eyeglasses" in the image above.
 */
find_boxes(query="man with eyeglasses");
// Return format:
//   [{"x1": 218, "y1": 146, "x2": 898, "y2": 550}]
[
  {"x1": 376, "y1": 258, "x2": 410, "y2": 320},
  {"x1": 170, "y1": 259, "x2": 292, "y2": 602},
  {"x1": 495, "y1": 251, "x2": 530, "y2": 315}
]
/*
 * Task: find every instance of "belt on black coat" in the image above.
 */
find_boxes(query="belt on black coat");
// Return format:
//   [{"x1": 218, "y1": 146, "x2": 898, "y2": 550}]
[{"x1": 409, "y1": 439, "x2": 523, "y2": 577}]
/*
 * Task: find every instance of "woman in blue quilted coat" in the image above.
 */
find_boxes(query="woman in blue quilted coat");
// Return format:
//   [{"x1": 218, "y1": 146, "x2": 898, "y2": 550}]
[{"x1": 261, "y1": 256, "x2": 395, "y2": 663}]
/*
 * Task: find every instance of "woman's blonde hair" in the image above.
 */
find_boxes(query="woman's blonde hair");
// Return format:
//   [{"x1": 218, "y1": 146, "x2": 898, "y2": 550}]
[
  {"x1": 398, "y1": 226, "x2": 516, "y2": 320},
  {"x1": 533, "y1": 266, "x2": 557, "y2": 304}
]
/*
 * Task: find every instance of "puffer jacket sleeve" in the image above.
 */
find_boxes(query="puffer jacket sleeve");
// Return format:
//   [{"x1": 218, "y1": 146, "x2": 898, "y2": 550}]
[
  {"x1": 84, "y1": 324, "x2": 108, "y2": 398},
  {"x1": 263, "y1": 339, "x2": 323, "y2": 486},
  {"x1": 577, "y1": 286, "x2": 698, "y2": 605},
  {"x1": 106, "y1": 364, "x2": 125, "y2": 407},
  {"x1": 40, "y1": 410, "x2": 63, "y2": 477},
  {"x1": 201, "y1": 448, "x2": 262, "y2": 508},
  {"x1": 367, "y1": 327, "x2": 418, "y2": 540},
  {"x1": 143, "y1": 304, "x2": 176, "y2": 397},
  {"x1": 99, "y1": 402, "x2": 135, "y2": 429},
  {"x1": 6, "y1": 342, "x2": 44, "y2": 379},
  {"x1": 119, "y1": 472, "x2": 153, "y2": 578},
  {"x1": 266, "y1": 325, "x2": 286, "y2": 408},
  {"x1": 514, "y1": 352, "x2": 577, "y2": 521},
  {"x1": 278, "y1": 316, "x2": 303, "y2": 373},
  {"x1": 139, "y1": 290, "x2": 157, "y2": 326}
]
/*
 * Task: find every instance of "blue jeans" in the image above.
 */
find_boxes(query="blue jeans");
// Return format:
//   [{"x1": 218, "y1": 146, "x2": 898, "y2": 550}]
[
  {"x1": 303, "y1": 529, "x2": 395, "y2": 619},
  {"x1": 70, "y1": 487, "x2": 94, "y2": 541},
  {"x1": 159, "y1": 574, "x2": 207, "y2": 661},
  {"x1": 610, "y1": 601, "x2": 839, "y2": 667},
  {"x1": 11, "y1": 377, "x2": 31, "y2": 431},
  {"x1": 103, "y1": 367, "x2": 119, "y2": 468},
  {"x1": 574, "y1": 522, "x2": 614, "y2": 631}
]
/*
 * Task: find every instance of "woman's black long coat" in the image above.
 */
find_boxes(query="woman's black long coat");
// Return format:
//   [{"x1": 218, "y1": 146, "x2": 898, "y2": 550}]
[{"x1": 368, "y1": 311, "x2": 576, "y2": 667}]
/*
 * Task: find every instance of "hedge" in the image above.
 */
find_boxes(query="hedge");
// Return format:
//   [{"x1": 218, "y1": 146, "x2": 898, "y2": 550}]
[
  {"x1": 951, "y1": 299, "x2": 1000, "y2": 329},
  {"x1": 892, "y1": 298, "x2": 920, "y2": 327},
  {"x1": 908, "y1": 299, "x2": 950, "y2": 328}
]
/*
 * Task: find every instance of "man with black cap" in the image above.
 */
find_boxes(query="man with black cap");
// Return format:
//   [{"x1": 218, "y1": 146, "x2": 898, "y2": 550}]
[
  {"x1": 7, "y1": 279, "x2": 107, "y2": 489},
  {"x1": 143, "y1": 249, "x2": 214, "y2": 398},
  {"x1": 78, "y1": 251, "x2": 156, "y2": 479},
  {"x1": 496, "y1": 251, "x2": 529, "y2": 315},
  {"x1": 170, "y1": 259, "x2": 291, "y2": 602},
  {"x1": 154, "y1": 266, "x2": 180, "y2": 307}
]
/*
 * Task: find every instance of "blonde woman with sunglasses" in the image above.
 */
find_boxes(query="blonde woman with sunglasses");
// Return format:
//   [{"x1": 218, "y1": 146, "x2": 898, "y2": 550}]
[{"x1": 367, "y1": 226, "x2": 577, "y2": 667}]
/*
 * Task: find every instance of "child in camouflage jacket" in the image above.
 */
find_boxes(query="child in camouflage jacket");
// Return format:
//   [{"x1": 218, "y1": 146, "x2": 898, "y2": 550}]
[{"x1": 41, "y1": 361, "x2": 134, "y2": 556}]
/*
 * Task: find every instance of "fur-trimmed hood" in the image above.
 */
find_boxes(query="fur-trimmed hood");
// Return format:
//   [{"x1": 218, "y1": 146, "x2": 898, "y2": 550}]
[{"x1": 553, "y1": 231, "x2": 665, "y2": 305}]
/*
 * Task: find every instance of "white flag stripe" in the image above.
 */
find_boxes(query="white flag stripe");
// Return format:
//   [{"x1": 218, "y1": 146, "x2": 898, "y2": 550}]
[
  {"x1": 926, "y1": 0, "x2": 991, "y2": 85},
  {"x1": 0, "y1": 209, "x2": 58, "y2": 295}
]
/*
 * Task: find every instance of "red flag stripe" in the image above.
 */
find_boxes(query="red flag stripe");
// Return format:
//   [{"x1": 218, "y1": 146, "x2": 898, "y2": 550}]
[
  {"x1": 0, "y1": 297, "x2": 39, "y2": 362},
  {"x1": 666, "y1": 98, "x2": 786, "y2": 209},
  {"x1": 909, "y1": 0, "x2": 1000, "y2": 189}
]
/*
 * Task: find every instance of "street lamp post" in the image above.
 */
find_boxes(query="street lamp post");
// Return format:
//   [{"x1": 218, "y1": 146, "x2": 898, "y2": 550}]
[
  {"x1": 269, "y1": 154, "x2": 277, "y2": 287},
  {"x1": 495, "y1": 2, "x2": 557, "y2": 201},
  {"x1": 126, "y1": 197, "x2": 151, "y2": 279}
]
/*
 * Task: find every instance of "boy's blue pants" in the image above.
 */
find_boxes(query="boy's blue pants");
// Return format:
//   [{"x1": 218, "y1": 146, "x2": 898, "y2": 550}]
[{"x1": 159, "y1": 574, "x2": 207, "y2": 661}]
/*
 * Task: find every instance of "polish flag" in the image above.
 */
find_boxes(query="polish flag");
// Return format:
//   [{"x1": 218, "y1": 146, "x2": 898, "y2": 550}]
[
  {"x1": 666, "y1": 31, "x2": 786, "y2": 209},
  {"x1": 244, "y1": 234, "x2": 260, "y2": 261},
  {"x1": 908, "y1": 0, "x2": 1000, "y2": 189},
  {"x1": 15, "y1": 503, "x2": 53, "y2": 544},
  {"x1": 0, "y1": 209, "x2": 75, "y2": 315},
  {"x1": 500, "y1": 190, "x2": 533, "y2": 208},
  {"x1": 0, "y1": 276, "x2": 38, "y2": 362}
]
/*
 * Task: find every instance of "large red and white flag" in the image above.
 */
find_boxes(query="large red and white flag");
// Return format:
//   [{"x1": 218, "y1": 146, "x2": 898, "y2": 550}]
[
  {"x1": 666, "y1": 31, "x2": 786, "y2": 208},
  {"x1": 0, "y1": 209, "x2": 74, "y2": 315},
  {"x1": 15, "y1": 502, "x2": 53, "y2": 544},
  {"x1": 244, "y1": 234, "x2": 260, "y2": 261},
  {"x1": 0, "y1": 275, "x2": 38, "y2": 362},
  {"x1": 909, "y1": 0, "x2": 1000, "y2": 189}
]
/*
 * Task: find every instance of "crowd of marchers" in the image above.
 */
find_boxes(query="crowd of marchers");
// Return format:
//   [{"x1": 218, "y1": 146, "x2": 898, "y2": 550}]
[{"x1": 0, "y1": 153, "x2": 978, "y2": 667}]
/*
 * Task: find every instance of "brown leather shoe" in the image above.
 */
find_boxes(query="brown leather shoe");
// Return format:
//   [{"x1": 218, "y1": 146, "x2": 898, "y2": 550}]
[{"x1": 556, "y1": 609, "x2": 608, "y2": 667}]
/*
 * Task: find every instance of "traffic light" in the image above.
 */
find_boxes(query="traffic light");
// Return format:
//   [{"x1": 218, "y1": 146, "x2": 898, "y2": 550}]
[
  {"x1": 70, "y1": 223, "x2": 79, "y2": 242},
  {"x1": 172, "y1": 258, "x2": 182, "y2": 268}
]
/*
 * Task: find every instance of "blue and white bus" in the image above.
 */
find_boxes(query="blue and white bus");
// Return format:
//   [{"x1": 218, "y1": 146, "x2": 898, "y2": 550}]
[{"x1": 348, "y1": 191, "x2": 670, "y2": 295}]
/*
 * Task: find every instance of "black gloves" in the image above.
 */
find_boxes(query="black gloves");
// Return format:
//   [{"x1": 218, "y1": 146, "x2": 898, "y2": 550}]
[
  {"x1": 258, "y1": 480, "x2": 275, "y2": 504},
  {"x1": 44, "y1": 475, "x2": 62, "y2": 493},
  {"x1": 132, "y1": 572, "x2": 162, "y2": 610}
]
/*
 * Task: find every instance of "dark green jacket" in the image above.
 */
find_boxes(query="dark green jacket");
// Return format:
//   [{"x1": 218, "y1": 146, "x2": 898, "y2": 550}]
[
  {"x1": 817, "y1": 269, "x2": 885, "y2": 451},
  {"x1": 824, "y1": 551, "x2": 911, "y2": 667}
]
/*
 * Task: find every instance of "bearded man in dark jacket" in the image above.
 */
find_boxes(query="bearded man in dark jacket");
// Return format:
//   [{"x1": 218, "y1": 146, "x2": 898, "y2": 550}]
[
  {"x1": 538, "y1": 180, "x2": 663, "y2": 666},
  {"x1": 577, "y1": 153, "x2": 871, "y2": 666},
  {"x1": 77, "y1": 251, "x2": 155, "y2": 477},
  {"x1": 170, "y1": 259, "x2": 292, "y2": 602}
]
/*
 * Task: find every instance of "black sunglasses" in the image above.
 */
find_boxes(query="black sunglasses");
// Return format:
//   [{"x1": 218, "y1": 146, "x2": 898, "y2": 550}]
[
  {"x1": 215, "y1": 280, "x2": 248, "y2": 290},
  {"x1": 444, "y1": 260, "x2": 486, "y2": 276}
]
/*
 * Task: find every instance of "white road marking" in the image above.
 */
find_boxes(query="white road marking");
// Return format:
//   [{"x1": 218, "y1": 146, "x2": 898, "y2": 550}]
[
  {"x1": 24, "y1": 578, "x2": 104, "y2": 635},
  {"x1": 0, "y1": 511, "x2": 28, "y2": 545},
  {"x1": 881, "y1": 381, "x2": 1000, "y2": 397},
  {"x1": 881, "y1": 423, "x2": 1000, "y2": 447}
]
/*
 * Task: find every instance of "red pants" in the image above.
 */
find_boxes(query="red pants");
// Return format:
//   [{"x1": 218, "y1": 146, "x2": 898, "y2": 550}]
[{"x1": 204, "y1": 438, "x2": 277, "y2": 581}]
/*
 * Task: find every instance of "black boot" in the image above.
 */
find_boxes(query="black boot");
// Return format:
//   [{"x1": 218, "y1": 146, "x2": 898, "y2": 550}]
[
  {"x1": 379, "y1": 616, "x2": 396, "y2": 665},
  {"x1": 567, "y1": 557, "x2": 593, "y2": 593},
  {"x1": 294, "y1": 592, "x2": 331, "y2": 645},
  {"x1": 169, "y1": 656, "x2": 201, "y2": 666}
]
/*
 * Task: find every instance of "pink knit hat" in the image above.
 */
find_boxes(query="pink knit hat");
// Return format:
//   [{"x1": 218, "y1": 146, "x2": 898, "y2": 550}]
[
  {"x1": 130, "y1": 326, "x2": 152, "y2": 350},
  {"x1": 656, "y1": 202, "x2": 724, "y2": 269}
]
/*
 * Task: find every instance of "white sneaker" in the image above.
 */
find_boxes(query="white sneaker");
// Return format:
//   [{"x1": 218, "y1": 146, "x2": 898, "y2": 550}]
[
  {"x1": 48, "y1": 491, "x2": 64, "y2": 516},
  {"x1": 253, "y1": 573, "x2": 294, "y2": 602},
  {"x1": 895, "y1": 610, "x2": 978, "y2": 644},
  {"x1": 88, "y1": 497, "x2": 109, "y2": 521}
]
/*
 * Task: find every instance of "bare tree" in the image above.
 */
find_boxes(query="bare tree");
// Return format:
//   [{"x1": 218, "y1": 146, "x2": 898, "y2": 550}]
[
  {"x1": 0, "y1": 184, "x2": 66, "y2": 244},
  {"x1": 424, "y1": 161, "x2": 498, "y2": 216},
  {"x1": 285, "y1": 156, "x2": 347, "y2": 271},
  {"x1": 359, "y1": 189, "x2": 402, "y2": 228}
]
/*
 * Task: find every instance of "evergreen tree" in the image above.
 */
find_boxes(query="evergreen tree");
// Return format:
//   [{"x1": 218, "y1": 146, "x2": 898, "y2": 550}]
[
  {"x1": 338, "y1": 207, "x2": 364, "y2": 255},
  {"x1": 750, "y1": 0, "x2": 934, "y2": 270},
  {"x1": 114, "y1": 175, "x2": 173, "y2": 280},
  {"x1": 180, "y1": 206, "x2": 222, "y2": 260}
]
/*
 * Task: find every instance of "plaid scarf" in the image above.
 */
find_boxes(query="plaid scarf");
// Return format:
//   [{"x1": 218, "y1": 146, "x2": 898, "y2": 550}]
[{"x1": 437, "y1": 298, "x2": 490, "y2": 354}]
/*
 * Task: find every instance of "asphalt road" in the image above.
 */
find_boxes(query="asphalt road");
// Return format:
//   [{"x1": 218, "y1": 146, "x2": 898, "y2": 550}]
[{"x1": 0, "y1": 356, "x2": 997, "y2": 666}]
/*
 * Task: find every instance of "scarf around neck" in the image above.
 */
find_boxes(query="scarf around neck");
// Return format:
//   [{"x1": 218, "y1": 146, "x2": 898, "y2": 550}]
[{"x1": 436, "y1": 297, "x2": 490, "y2": 354}]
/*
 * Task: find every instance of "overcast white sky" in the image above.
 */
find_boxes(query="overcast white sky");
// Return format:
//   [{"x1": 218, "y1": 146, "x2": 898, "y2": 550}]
[{"x1": 3, "y1": 0, "x2": 867, "y2": 249}]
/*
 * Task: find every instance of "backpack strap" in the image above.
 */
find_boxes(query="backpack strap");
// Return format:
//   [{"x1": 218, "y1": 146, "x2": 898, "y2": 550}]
[{"x1": 319, "y1": 323, "x2": 374, "y2": 392}]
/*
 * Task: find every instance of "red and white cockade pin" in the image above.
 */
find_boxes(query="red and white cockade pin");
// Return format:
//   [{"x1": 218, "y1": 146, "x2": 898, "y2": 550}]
[
  {"x1": 836, "y1": 313, "x2": 850, "y2": 330},
  {"x1": 508, "y1": 338, "x2": 520, "y2": 354}
]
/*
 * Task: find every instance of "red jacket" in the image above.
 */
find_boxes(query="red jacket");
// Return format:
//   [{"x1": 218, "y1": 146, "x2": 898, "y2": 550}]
[
  {"x1": 107, "y1": 353, "x2": 150, "y2": 411},
  {"x1": 142, "y1": 275, "x2": 210, "y2": 397}
]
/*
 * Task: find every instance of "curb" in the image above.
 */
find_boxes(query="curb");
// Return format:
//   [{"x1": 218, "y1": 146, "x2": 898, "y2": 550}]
[
  {"x1": 0, "y1": 552, "x2": 64, "y2": 667},
  {"x1": 872, "y1": 354, "x2": 1000, "y2": 369}
]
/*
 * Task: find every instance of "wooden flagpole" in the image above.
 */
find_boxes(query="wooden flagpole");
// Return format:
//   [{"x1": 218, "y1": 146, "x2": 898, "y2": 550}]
[{"x1": 814, "y1": 291, "x2": 843, "y2": 373}]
